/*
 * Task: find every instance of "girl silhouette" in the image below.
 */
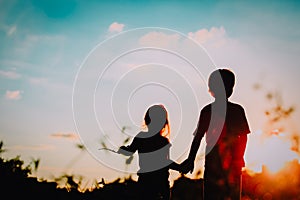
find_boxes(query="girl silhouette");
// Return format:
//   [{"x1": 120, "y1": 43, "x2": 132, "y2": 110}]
[{"x1": 118, "y1": 104, "x2": 181, "y2": 200}]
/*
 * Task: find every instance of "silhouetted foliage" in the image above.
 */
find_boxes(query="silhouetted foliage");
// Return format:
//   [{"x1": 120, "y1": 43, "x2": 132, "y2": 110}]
[{"x1": 0, "y1": 139, "x2": 300, "y2": 199}]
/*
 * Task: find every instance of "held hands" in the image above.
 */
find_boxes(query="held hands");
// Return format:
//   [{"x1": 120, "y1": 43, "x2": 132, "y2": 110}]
[{"x1": 179, "y1": 158, "x2": 195, "y2": 174}]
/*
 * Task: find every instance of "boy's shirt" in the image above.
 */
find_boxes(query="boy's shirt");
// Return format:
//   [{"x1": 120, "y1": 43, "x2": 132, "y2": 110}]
[{"x1": 195, "y1": 101, "x2": 250, "y2": 170}]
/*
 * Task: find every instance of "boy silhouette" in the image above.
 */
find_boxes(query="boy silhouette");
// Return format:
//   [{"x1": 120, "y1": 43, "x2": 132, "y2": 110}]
[{"x1": 181, "y1": 69, "x2": 250, "y2": 200}]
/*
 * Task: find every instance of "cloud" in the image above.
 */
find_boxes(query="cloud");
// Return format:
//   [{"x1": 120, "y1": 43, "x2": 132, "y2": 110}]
[
  {"x1": 138, "y1": 27, "x2": 228, "y2": 49},
  {"x1": 29, "y1": 77, "x2": 48, "y2": 85},
  {"x1": 5, "y1": 90, "x2": 22, "y2": 100},
  {"x1": 0, "y1": 60, "x2": 36, "y2": 69},
  {"x1": 28, "y1": 77, "x2": 70, "y2": 93},
  {"x1": 0, "y1": 24, "x2": 17, "y2": 36},
  {"x1": 108, "y1": 22, "x2": 125, "y2": 33},
  {"x1": 139, "y1": 32, "x2": 181, "y2": 48},
  {"x1": 188, "y1": 26, "x2": 227, "y2": 48},
  {"x1": 0, "y1": 69, "x2": 21, "y2": 79},
  {"x1": 50, "y1": 132, "x2": 78, "y2": 140},
  {"x1": 14, "y1": 34, "x2": 65, "y2": 57},
  {"x1": 7, "y1": 25, "x2": 17, "y2": 36}
]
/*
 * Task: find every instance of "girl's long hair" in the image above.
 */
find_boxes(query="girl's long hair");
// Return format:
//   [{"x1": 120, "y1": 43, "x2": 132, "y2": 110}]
[{"x1": 143, "y1": 104, "x2": 170, "y2": 140}]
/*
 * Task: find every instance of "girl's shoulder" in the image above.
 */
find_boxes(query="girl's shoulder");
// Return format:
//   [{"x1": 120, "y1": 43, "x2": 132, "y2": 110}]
[
  {"x1": 160, "y1": 136, "x2": 171, "y2": 147},
  {"x1": 136, "y1": 131, "x2": 170, "y2": 143},
  {"x1": 136, "y1": 131, "x2": 147, "y2": 137}
]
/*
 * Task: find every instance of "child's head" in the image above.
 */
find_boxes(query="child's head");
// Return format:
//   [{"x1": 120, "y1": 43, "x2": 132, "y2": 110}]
[
  {"x1": 208, "y1": 68, "x2": 235, "y2": 99},
  {"x1": 144, "y1": 104, "x2": 170, "y2": 138}
]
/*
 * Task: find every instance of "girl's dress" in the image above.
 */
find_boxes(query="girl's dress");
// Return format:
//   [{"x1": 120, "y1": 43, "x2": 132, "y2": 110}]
[{"x1": 120, "y1": 131, "x2": 176, "y2": 200}]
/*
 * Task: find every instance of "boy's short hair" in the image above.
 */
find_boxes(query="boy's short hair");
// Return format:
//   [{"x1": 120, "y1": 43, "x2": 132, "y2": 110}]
[{"x1": 208, "y1": 69, "x2": 235, "y2": 98}]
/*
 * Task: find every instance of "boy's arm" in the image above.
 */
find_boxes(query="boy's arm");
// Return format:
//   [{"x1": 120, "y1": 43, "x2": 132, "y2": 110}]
[
  {"x1": 180, "y1": 130, "x2": 204, "y2": 174},
  {"x1": 188, "y1": 108, "x2": 207, "y2": 162},
  {"x1": 239, "y1": 134, "x2": 247, "y2": 157},
  {"x1": 181, "y1": 109, "x2": 207, "y2": 174},
  {"x1": 187, "y1": 131, "x2": 203, "y2": 161},
  {"x1": 235, "y1": 105, "x2": 250, "y2": 168},
  {"x1": 235, "y1": 134, "x2": 248, "y2": 168}
]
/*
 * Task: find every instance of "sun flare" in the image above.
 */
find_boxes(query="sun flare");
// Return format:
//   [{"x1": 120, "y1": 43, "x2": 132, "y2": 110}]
[{"x1": 245, "y1": 130, "x2": 299, "y2": 174}]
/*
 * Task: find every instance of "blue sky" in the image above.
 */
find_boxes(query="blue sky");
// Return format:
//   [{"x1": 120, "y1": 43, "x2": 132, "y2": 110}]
[{"x1": 1, "y1": 0, "x2": 300, "y2": 187}]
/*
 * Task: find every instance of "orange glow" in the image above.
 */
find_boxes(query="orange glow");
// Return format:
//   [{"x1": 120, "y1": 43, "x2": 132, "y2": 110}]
[{"x1": 245, "y1": 130, "x2": 299, "y2": 174}]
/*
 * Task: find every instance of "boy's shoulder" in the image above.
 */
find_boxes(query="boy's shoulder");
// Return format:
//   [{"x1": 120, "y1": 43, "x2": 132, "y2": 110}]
[
  {"x1": 227, "y1": 101, "x2": 246, "y2": 111},
  {"x1": 200, "y1": 101, "x2": 246, "y2": 112},
  {"x1": 201, "y1": 103, "x2": 212, "y2": 111}
]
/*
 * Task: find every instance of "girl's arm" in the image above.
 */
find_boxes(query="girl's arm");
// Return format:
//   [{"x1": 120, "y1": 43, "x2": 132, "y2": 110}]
[
  {"x1": 117, "y1": 137, "x2": 139, "y2": 156},
  {"x1": 166, "y1": 147, "x2": 183, "y2": 172},
  {"x1": 118, "y1": 146, "x2": 134, "y2": 156}
]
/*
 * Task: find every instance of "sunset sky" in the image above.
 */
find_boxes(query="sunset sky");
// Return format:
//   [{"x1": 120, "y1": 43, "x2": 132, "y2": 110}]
[{"x1": 1, "y1": 0, "x2": 300, "y2": 187}]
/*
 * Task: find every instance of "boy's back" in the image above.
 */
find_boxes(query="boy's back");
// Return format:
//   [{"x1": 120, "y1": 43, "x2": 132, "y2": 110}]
[{"x1": 197, "y1": 101, "x2": 250, "y2": 170}]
